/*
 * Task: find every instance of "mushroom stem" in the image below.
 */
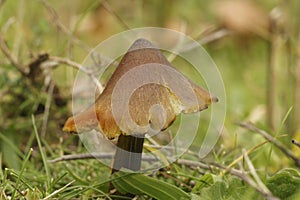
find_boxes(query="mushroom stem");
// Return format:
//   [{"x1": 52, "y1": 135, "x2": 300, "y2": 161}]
[{"x1": 111, "y1": 134, "x2": 145, "y2": 174}]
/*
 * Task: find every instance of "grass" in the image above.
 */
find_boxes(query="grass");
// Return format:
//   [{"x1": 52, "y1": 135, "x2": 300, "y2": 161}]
[
  {"x1": 32, "y1": 115, "x2": 51, "y2": 191},
  {"x1": 1, "y1": 0, "x2": 300, "y2": 199}
]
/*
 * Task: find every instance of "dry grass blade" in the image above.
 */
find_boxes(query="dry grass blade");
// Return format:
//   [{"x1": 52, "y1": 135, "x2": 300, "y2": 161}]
[
  {"x1": 0, "y1": 32, "x2": 27, "y2": 75},
  {"x1": 42, "y1": 180, "x2": 75, "y2": 200},
  {"x1": 242, "y1": 149, "x2": 277, "y2": 199},
  {"x1": 237, "y1": 122, "x2": 300, "y2": 167},
  {"x1": 102, "y1": 0, "x2": 130, "y2": 30},
  {"x1": 40, "y1": 0, "x2": 91, "y2": 52},
  {"x1": 179, "y1": 28, "x2": 232, "y2": 53},
  {"x1": 220, "y1": 140, "x2": 269, "y2": 176}
]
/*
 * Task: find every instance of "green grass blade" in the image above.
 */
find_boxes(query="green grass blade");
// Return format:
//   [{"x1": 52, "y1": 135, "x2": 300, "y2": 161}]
[
  {"x1": 49, "y1": 172, "x2": 68, "y2": 189},
  {"x1": 112, "y1": 172, "x2": 190, "y2": 199},
  {"x1": 276, "y1": 106, "x2": 293, "y2": 136},
  {"x1": 0, "y1": 131, "x2": 24, "y2": 159},
  {"x1": 11, "y1": 148, "x2": 33, "y2": 199},
  {"x1": 7, "y1": 168, "x2": 34, "y2": 191},
  {"x1": 192, "y1": 173, "x2": 214, "y2": 193},
  {"x1": 63, "y1": 163, "x2": 89, "y2": 184},
  {"x1": 32, "y1": 115, "x2": 51, "y2": 191}
]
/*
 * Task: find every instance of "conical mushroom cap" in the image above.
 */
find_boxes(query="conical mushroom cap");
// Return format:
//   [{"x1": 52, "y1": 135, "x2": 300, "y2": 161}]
[{"x1": 63, "y1": 38, "x2": 218, "y2": 139}]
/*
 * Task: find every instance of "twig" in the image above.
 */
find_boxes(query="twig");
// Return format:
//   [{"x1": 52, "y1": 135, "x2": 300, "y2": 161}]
[
  {"x1": 48, "y1": 56, "x2": 92, "y2": 73},
  {"x1": 48, "y1": 56, "x2": 103, "y2": 92},
  {"x1": 48, "y1": 152, "x2": 243, "y2": 176},
  {"x1": 40, "y1": 0, "x2": 91, "y2": 52},
  {"x1": 179, "y1": 28, "x2": 232, "y2": 53},
  {"x1": 48, "y1": 153, "x2": 158, "y2": 163},
  {"x1": 236, "y1": 170, "x2": 278, "y2": 200},
  {"x1": 48, "y1": 152, "x2": 237, "y2": 174},
  {"x1": 243, "y1": 149, "x2": 277, "y2": 199},
  {"x1": 9, "y1": 183, "x2": 25, "y2": 197},
  {"x1": 0, "y1": 31, "x2": 27, "y2": 75},
  {"x1": 48, "y1": 152, "x2": 279, "y2": 198},
  {"x1": 193, "y1": 25, "x2": 220, "y2": 41},
  {"x1": 24, "y1": 54, "x2": 104, "y2": 92},
  {"x1": 292, "y1": 139, "x2": 300, "y2": 148},
  {"x1": 199, "y1": 28, "x2": 232, "y2": 45},
  {"x1": 48, "y1": 150, "x2": 275, "y2": 197},
  {"x1": 237, "y1": 122, "x2": 300, "y2": 167}
]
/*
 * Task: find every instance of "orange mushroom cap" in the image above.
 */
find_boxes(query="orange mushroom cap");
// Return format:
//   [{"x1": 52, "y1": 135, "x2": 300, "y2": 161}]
[{"x1": 63, "y1": 38, "x2": 218, "y2": 139}]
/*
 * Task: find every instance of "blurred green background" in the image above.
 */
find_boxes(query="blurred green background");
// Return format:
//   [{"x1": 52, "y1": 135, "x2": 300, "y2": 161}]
[{"x1": 1, "y1": 0, "x2": 300, "y2": 199}]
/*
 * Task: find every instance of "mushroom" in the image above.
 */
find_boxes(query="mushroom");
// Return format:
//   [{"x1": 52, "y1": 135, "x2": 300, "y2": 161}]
[{"x1": 63, "y1": 38, "x2": 218, "y2": 173}]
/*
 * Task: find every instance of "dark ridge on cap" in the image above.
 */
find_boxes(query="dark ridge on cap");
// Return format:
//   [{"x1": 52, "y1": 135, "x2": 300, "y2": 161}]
[
  {"x1": 212, "y1": 96, "x2": 219, "y2": 103},
  {"x1": 128, "y1": 38, "x2": 157, "y2": 51}
]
